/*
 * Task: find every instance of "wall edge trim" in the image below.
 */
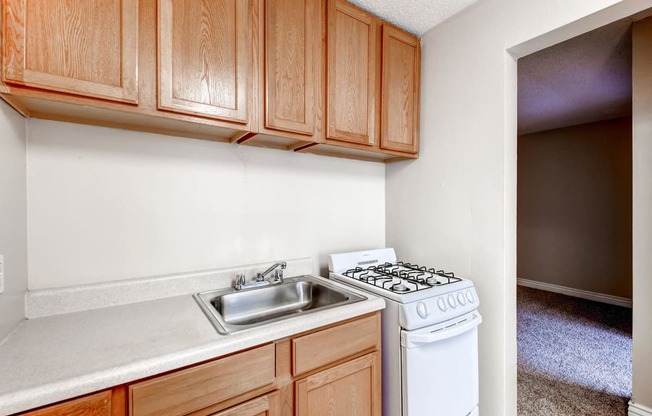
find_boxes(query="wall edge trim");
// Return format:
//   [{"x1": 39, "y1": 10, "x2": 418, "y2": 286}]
[
  {"x1": 517, "y1": 278, "x2": 632, "y2": 308},
  {"x1": 629, "y1": 401, "x2": 652, "y2": 416}
]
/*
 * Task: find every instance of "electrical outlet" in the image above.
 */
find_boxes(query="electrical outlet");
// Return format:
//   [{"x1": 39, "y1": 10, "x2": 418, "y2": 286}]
[{"x1": 0, "y1": 255, "x2": 4, "y2": 294}]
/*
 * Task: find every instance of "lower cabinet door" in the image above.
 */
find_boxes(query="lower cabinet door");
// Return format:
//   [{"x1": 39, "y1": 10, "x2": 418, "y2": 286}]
[
  {"x1": 295, "y1": 353, "x2": 381, "y2": 416},
  {"x1": 211, "y1": 392, "x2": 279, "y2": 416}
]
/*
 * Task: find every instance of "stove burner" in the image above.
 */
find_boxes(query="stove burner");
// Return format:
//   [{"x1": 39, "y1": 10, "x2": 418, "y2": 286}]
[
  {"x1": 341, "y1": 261, "x2": 462, "y2": 295},
  {"x1": 426, "y1": 277, "x2": 439, "y2": 285},
  {"x1": 391, "y1": 283, "x2": 410, "y2": 293}
]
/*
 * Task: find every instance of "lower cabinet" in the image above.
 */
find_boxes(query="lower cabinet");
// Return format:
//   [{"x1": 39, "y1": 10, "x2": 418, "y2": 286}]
[
  {"x1": 128, "y1": 344, "x2": 276, "y2": 416},
  {"x1": 15, "y1": 312, "x2": 381, "y2": 416},
  {"x1": 295, "y1": 353, "x2": 381, "y2": 416}
]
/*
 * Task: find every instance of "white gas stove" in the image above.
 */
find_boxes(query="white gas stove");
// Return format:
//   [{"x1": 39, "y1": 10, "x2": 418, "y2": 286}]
[{"x1": 329, "y1": 248, "x2": 481, "y2": 416}]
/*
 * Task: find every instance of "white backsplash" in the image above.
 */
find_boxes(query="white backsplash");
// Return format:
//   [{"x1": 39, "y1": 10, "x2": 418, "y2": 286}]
[{"x1": 25, "y1": 258, "x2": 312, "y2": 318}]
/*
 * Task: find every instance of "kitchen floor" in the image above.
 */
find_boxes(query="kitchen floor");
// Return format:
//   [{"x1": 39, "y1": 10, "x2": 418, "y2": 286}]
[{"x1": 517, "y1": 286, "x2": 632, "y2": 416}]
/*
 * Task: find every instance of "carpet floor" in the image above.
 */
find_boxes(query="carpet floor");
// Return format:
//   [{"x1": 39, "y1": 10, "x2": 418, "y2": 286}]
[{"x1": 517, "y1": 286, "x2": 632, "y2": 416}]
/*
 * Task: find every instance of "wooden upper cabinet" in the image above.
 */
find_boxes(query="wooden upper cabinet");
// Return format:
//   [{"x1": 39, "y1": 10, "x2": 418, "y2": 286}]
[
  {"x1": 326, "y1": 0, "x2": 379, "y2": 146},
  {"x1": 158, "y1": 0, "x2": 254, "y2": 124},
  {"x1": 263, "y1": 0, "x2": 321, "y2": 137},
  {"x1": 2, "y1": 0, "x2": 138, "y2": 103},
  {"x1": 380, "y1": 25, "x2": 420, "y2": 154}
]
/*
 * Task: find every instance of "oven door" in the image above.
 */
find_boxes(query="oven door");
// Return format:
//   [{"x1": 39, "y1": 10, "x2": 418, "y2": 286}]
[{"x1": 400, "y1": 311, "x2": 482, "y2": 416}]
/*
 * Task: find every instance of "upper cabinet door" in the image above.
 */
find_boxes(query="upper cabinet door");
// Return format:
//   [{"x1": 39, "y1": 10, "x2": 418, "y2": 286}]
[
  {"x1": 2, "y1": 0, "x2": 138, "y2": 103},
  {"x1": 327, "y1": 0, "x2": 379, "y2": 146},
  {"x1": 380, "y1": 25, "x2": 420, "y2": 154},
  {"x1": 158, "y1": 0, "x2": 253, "y2": 124},
  {"x1": 264, "y1": 0, "x2": 320, "y2": 136}
]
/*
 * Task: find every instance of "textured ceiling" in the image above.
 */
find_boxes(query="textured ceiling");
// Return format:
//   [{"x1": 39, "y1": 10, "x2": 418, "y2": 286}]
[
  {"x1": 348, "y1": 0, "x2": 480, "y2": 36},
  {"x1": 518, "y1": 19, "x2": 633, "y2": 135}
]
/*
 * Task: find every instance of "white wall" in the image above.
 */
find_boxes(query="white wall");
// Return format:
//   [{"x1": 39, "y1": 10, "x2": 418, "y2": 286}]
[
  {"x1": 632, "y1": 16, "x2": 652, "y2": 410},
  {"x1": 385, "y1": 0, "x2": 652, "y2": 414},
  {"x1": 27, "y1": 120, "x2": 385, "y2": 289},
  {"x1": 0, "y1": 99, "x2": 27, "y2": 340}
]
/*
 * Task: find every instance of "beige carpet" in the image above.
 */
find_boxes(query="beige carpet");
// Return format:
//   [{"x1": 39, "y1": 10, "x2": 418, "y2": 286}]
[{"x1": 517, "y1": 286, "x2": 632, "y2": 416}]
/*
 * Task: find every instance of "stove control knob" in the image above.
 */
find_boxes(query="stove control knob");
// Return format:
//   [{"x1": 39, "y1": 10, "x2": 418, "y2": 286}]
[
  {"x1": 457, "y1": 292, "x2": 467, "y2": 305},
  {"x1": 437, "y1": 297, "x2": 447, "y2": 311},
  {"x1": 447, "y1": 295, "x2": 456, "y2": 308},
  {"x1": 416, "y1": 302, "x2": 430, "y2": 319},
  {"x1": 466, "y1": 290, "x2": 475, "y2": 303}
]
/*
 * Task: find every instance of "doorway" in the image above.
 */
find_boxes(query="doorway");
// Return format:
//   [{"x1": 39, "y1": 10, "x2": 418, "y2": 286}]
[{"x1": 516, "y1": 18, "x2": 634, "y2": 415}]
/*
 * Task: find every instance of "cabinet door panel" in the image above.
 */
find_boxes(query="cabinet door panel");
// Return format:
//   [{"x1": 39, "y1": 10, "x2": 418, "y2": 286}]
[
  {"x1": 380, "y1": 26, "x2": 420, "y2": 153},
  {"x1": 158, "y1": 0, "x2": 252, "y2": 123},
  {"x1": 327, "y1": 0, "x2": 378, "y2": 146},
  {"x1": 211, "y1": 392, "x2": 278, "y2": 416},
  {"x1": 2, "y1": 0, "x2": 138, "y2": 102},
  {"x1": 264, "y1": 0, "x2": 318, "y2": 135},
  {"x1": 295, "y1": 353, "x2": 381, "y2": 416}
]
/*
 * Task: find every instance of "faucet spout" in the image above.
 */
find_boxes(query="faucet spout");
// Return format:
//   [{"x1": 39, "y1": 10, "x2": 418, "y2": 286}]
[{"x1": 257, "y1": 261, "x2": 287, "y2": 282}]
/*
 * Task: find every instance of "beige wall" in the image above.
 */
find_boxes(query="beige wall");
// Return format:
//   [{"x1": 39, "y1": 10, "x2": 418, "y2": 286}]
[
  {"x1": 0, "y1": 100, "x2": 27, "y2": 340},
  {"x1": 632, "y1": 16, "x2": 652, "y2": 410},
  {"x1": 386, "y1": 0, "x2": 652, "y2": 414},
  {"x1": 518, "y1": 118, "x2": 632, "y2": 299},
  {"x1": 26, "y1": 120, "x2": 385, "y2": 289}
]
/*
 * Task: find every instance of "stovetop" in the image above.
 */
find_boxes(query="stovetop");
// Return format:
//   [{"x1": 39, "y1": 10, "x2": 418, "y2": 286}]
[
  {"x1": 341, "y1": 261, "x2": 462, "y2": 294},
  {"x1": 329, "y1": 248, "x2": 476, "y2": 304}
]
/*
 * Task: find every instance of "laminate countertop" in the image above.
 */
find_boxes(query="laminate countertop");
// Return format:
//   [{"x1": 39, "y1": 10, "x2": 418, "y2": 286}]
[{"x1": 0, "y1": 273, "x2": 384, "y2": 415}]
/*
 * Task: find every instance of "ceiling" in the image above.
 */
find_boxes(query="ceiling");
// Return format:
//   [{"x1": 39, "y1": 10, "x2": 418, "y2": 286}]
[
  {"x1": 348, "y1": 0, "x2": 479, "y2": 36},
  {"x1": 518, "y1": 18, "x2": 633, "y2": 135}
]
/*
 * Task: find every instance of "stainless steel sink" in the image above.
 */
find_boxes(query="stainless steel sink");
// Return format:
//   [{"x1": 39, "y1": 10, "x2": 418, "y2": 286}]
[{"x1": 194, "y1": 275, "x2": 366, "y2": 334}]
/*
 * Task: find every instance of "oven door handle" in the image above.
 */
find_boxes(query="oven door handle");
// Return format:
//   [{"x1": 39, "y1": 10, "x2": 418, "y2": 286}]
[{"x1": 402, "y1": 312, "x2": 482, "y2": 348}]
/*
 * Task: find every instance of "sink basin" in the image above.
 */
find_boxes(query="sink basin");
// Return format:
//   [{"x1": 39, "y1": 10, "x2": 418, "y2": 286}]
[{"x1": 194, "y1": 275, "x2": 366, "y2": 334}]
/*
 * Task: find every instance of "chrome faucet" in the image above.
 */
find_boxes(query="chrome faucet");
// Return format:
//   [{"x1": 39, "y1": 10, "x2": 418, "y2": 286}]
[
  {"x1": 233, "y1": 261, "x2": 287, "y2": 290},
  {"x1": 256, "y1": 261, "x2": 287, "y2": 283}
]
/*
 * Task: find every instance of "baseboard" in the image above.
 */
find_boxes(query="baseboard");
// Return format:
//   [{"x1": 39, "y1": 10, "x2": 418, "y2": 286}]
[
  {"x1": 517, "y1": 278, "x2": 632, "y2": 308},
  {"x1": 629, "y1": 401, "x2": 652, "y2": 416}
]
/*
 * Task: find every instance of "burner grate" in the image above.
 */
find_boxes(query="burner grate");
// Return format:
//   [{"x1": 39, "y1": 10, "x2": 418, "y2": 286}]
[{"x1": 342, "y1": 261, "x2": 462, "y2": 294}]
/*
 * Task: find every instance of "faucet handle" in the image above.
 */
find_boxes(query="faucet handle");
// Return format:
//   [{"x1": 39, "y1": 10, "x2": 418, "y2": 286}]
[
  {"x1": 235, "y1": 274, "x2": 246, "y2": 288},
  {"x1": 274, "y1": 268, "x2": 284, "y2": 282}
]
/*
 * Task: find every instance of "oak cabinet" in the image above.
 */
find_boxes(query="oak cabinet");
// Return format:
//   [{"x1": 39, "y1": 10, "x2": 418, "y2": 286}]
[
  {"x1": 295, "y1": 353, "x2": 381, "y2": 416},
  {"x1": 128, "y1": 344, "x2": 275, "y2": 416},
  {"x1": 380, "y1": 24, "x2": 420, "y2": 154},
  {"x1": 19, "y1": 388, "x2": 125, "y2": 416},
  {"x1": 157, "y1": 0, "x2": 255, "y2": 125},
  {"x1": 326, "y1": 0, "x2": 379, "y2": 146},
  {"x1": 292, "y1": 312, "x2": 380, "y2": 376},
  {"x1": 0, "y1": 0, "x2": 419, "y2": 162},
  {"x1": 261, "y1": 0, "x2": 323, "y2": 139},
  {"x1": 299, "y1": 1, "x2": 420, "y2": 161},
  {"x1": 2, "y1": 0, "x2": 138, "y2": 103}
]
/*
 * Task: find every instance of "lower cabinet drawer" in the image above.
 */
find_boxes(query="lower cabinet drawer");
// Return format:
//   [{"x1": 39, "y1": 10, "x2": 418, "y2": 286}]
[
  {"x1": 20, "y1": 390, "x2": 113, "y2": 416},
  {"x1": 292, "y1": 314, "x2": 380, "y2": 376},
  {"x1": 128, "y1": 344, "x2": 275, "y2": 416}
]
